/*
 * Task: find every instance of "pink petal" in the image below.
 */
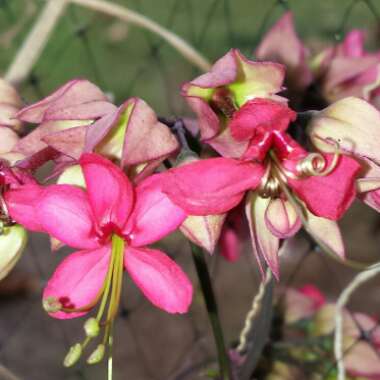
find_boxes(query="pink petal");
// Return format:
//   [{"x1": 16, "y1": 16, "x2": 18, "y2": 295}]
[
  {"x1": 42, "y1": 125, "x2": 87, "y2": 159},
  {"x1": 17, "y1": 79, "x2": 107, "y2": 123},
  {"x1": 288, "y1": 154, "x2": 361, "y2": 220},
  {"x1": 4, "y1": 184, "x2": 45, "y2": 231},
  {"x1": 255, "y1": 11, "x2": 313, "y2": 90},
  {"x1": 43, "y1": 246, "x2": 111, "y2": 319},
  {"x1": 345, "y1": 342, "x2": 380, "y2": 379},
  {"x1": 15, "y1": 120, "x2": 90, "y2": 156},
  {"x1": 284, "y1": 288, "x2": 319, "y2": 324},
  {"x1": 124, "y1": 246, "x2": 193, "y2": 313},
  {"x1": 125, "y1": 173, "x2": 186, "y2": 247},
  {"x1": 265, "y1": 198, "x2": 301, "y2": 238},
  {"x1": 342, "y1": 29, "x2": 365, "y2": 57},
  {"x1": 245, "y1": 193, "x2": 280, "y2": 279},
  {"x1": 208, "y1": 126, "x2": 248, "y2": 158},
  {"x1": 44, "y1": 101, "x2": 116, "y2": 121},
  {"x1": 229, "y1": 98, "x2": 296, "y2": 141},
  {"x1": 122, "y1": 98, "x2": 179, "y2": 166},
  {"x1": 162, "y1": 158, "x2": 265, "y2": 215},
  {"x1": 79, "y1": 153, "x2": 134, "y2": 231},
  {"x1": 38, "y1": 184, "x2": 98, "y2": 249},
  {"x1": 219, "y1": 226, "x2": 240, "y2": 262}
]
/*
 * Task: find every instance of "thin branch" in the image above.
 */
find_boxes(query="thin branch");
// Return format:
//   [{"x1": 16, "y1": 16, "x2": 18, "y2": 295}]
[
  {"x1": 69, "y1": 0, "x2": 211, "y2": 71},
  {"x1": 5, "y1": 0, "x2": 68, "y2": 85},
  {"x1": 334, "y1": 263, "x2": 380, "y2": 380},
  {"x1": 0, "y1": 364, "x2": 22, "y2": 380}
]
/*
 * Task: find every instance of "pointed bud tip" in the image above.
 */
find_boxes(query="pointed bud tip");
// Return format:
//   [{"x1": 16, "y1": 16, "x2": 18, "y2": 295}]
[
  {"x1": 63, "y1": 343, "x2": 82, "y2": 367},
  {"x1": 87, "y1": 344, "x2": 105, "y2": 365}
]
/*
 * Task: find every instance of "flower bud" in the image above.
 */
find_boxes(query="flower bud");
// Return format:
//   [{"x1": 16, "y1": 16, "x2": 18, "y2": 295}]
[
  {"x1": 63, "y1": 343, "x2": 82, "y2": 367},
  {"x1": 87, "y1": 344, "x2": 105, "y2": 364},
  {"x1": 84, "y1": 318, "x2": 100, "y2": 338}
]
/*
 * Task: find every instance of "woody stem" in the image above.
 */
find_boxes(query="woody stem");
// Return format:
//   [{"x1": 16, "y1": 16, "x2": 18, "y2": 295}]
[{"x1": 190, "y1": 242, "x2": 232, "y2": 380}]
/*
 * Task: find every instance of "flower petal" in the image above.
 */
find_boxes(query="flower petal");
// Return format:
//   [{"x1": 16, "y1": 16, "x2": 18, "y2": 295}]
[
  {"x1": 163, "y1": 158, "x2": 265, "y2": 215},
  {"x1": 0, "y1": 225, "x2": 27, "y2": 281},
  {"x1": 43, "y1": 246, "x2": 111, "y2": 319},
  {"x1": 4, "y1": 184, "x2": 45, "y2": 232},
  {"x1": 303, "y1": 210, "x2": 345, "y2": 258},
  {"x1": 125, "y1": 173, "x2": 186, "y2": 247},
  {"x1": 181, "y1": 214, "x2": 226, "y2": 254},
  {"x1": 38, "y1": 185, "x2": 98, "y2": 249},
  {"x1": 80, "y1": 153, "x2": 134, "y2": 231},
  {"x1": 124, "y1": 246, "x2": 193, "y2": 313},
  {"x1": 288, "y1": 154, "x2": 361, "y2": 220},
  {"x1": 309, "y1": 97, "x2": 380, "y2": 165},
  {"x1": 245, "y1": 193, "x2": 280, "y2": 279},
  {"x1": 17, "y1": 79, "x2": 107, "y2": 123},
  {"x1": 219, "y1": 226, "x2": 240, "y2": 262},
  {"x1": 255, "y1": 11, "x2": 313, "y2": 90},
  {"x1": 265, "y1": 198, "x2": 301, "y2": 238},
  {"x1": 229, "y1": 98, "x2": 296, "y2": 141},
  {"x1": 121, "y1": 98, "x2": 179, "y2": 166}
]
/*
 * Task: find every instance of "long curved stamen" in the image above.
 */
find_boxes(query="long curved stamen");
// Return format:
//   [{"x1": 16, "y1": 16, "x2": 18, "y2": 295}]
[{"x1": 297, "y1": 144, "x2": 340, "y2": 177}]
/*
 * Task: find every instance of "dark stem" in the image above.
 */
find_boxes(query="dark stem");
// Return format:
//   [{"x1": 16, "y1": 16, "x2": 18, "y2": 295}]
[{"x1": 190, "y1": 242, "x2": 233, "y2": 380}]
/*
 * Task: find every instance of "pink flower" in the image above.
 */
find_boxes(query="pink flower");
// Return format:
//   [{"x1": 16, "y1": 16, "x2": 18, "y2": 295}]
[
  {"x1": 316, "y1": 29, "x2": 380, "y2": 107},
  {"x1": 181, "y1": 49, "x2": 286, "y2": 158},
  {"x1": 163, "y1": 98, "x2": 360, "y2": 277},
  {"x1": 15, "y1": 80, "x2": 178, "y2": 181},
  {"x1": 255, "y1": 11, "x2": 313, "y2": 92},
  {"x1": 5, "y1": 153, "x2": 192, "y2": 318}
]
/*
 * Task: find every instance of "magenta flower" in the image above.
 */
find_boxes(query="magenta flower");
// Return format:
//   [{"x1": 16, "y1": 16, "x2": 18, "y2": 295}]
[
  {"x1": 5, "y1": 153, "x2": 192, "y2": 320},
  {"x1": 163, "y1": 97, "x2": 361, "y2": 277}
]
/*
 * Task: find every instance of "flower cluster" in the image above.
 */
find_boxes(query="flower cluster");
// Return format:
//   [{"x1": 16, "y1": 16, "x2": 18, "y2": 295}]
[{"x1": 1, "y1": 11, "x2": 380, "y2": 377}]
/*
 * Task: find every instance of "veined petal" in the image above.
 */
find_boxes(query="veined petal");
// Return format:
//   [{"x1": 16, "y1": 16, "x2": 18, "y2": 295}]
[
  {"x1": 124, "y1": 246, "x2": 193, "y2": 314},
  {"x1": 4, "y1": 184, "x2": 45, "y2": 232},
  {"x1": 126, "y1": 173, "x2": 186, "y2": 247},
  {"x1": 304, "y1": 210, "x2": 345, "y2": 258},
  {"x1": 0, "y1": 126, "x2": 19, "y2": 154},
  {"x1": 181, "y1": 214, "x2": 226, "y2": 254},
  {"x1": 121, "y1": 98, "x2": 179, "y2": 166},
  {"x1": 288, "y1": 154, "x2": 361, "y2": 220},
  {"x1": 255, "y1": 11, "x2": 313, "y2": 90},
  {"x1": 0, "y1": 225, "x2": 27, "y2": 281},
  {"x1": 80, "y1": 153, "x2": 134, "y2": 231},
  {"x1": 265, "y1": 198, "x2": 301, "y2": 238},
  {"x1": 38, "y1": 185, "x2": 98, "y2": 249},
  {"x1": 245, "y1": 193, "x2": 280, "y2": 279},
  {"x1": 308, "y1": 97, "x2": 380, "y2": 165},
  {"x1": 17, "y1": 79, "x2": 107, "y2": 123},
  {"x1": 163, "y1": 158, "x2": 265, "y2": 215},
  {"x1": 43, "y1": 245, "x2": 111, "y2": 319}
]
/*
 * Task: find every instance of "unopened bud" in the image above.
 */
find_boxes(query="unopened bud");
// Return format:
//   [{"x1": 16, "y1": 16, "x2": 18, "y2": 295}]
[
  {"x1": 84, "y1": 318, "x2": 100, "y2": 338},
  {"x1": 63, "y1": 343, "x2": 82, "y2": 367},
  {"x1": 42, "y1": 297, "x2": 62, "y2": 313},
  {"x1": 87, "y1": 344, "x2": 105, "y2": 364}
]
